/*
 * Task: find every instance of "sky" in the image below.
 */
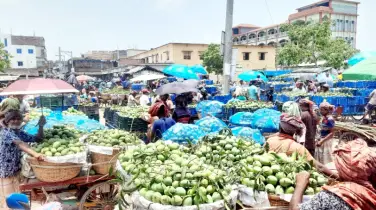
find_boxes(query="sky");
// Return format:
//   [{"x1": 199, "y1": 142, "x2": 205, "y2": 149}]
[{"x1": 1, "y1": 0, "x2": 374, "y2": 60}]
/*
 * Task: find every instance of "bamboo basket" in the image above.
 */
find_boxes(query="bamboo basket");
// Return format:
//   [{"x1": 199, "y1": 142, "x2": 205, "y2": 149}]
[
  {"x1": 27, "y1": 157, "x2": 82, "y2": 182},
  {"x1": 91, "y1": 148, "x2": 120, "y2": 175},
  {"x1": 268, "y1": 194, "x2": 289, "y2": 207}
]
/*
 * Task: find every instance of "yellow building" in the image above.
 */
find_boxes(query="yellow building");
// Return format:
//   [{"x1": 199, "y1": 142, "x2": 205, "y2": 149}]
[
  {"x1": 128, "y1": 43, "x2": 208, "y2": 66},
  {"x1": 128, "y1": 43, "x2": 276, "y2": 72}
]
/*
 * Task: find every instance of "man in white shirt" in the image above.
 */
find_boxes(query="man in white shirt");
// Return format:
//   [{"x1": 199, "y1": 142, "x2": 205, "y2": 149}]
[
  {"x1": 14, "y1": 95, "x2": 30, "y2": 122},
  {"x1": 127, "y1": 91, "x2": 138, "y2": 107},
  {"x1": 139, "y1": 89, "x2": 150, "y2": 106}
]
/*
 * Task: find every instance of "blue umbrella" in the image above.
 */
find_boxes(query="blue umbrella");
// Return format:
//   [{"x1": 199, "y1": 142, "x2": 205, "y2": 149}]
[
  {"x1": 163, "y1": 65, "x2": 199, "y2": 80},
  {"x1": 190, "y1": 65, "x2": 208, "y2": 75},
  {"x1": 348, "y1": 51, "x2": 376, "y2": 66},
  {"x1": 238, "y1": 71, "x2": 268, "y2": 82}
]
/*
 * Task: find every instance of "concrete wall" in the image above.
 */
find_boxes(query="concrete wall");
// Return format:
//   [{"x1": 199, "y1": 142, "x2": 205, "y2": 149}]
[
  {"x1": 171, "y1": 43, "x2": 208, "y2": 65},
  {"x1": 233, "y1": 45, "x2": 276, "y2": 71}
]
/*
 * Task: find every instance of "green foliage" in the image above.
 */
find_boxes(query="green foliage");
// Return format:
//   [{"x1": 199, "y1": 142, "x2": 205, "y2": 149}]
[
  {"x1": 0, "y1": 43, "x2": 11, "y2": 72},
  {"x1": 322, "y1": 39, "x2": 358, "y2": 69},
  {"x1": 277, "y1": 21, "x2": 356, "y2": 69},
  {"x1": 202, "y1": 44, "x2": 223, "y2": 75}
]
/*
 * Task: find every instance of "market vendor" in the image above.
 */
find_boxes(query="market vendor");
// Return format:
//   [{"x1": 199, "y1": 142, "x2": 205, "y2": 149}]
[
  {"x1": 248, "y1": 80, "x2": 260, "y2": 101},
  {"x1": 172, "y1": 95, "x2": 191, "y2": 123},
  {"x1": 13, "y1": 95, "x2": 30, "y2": 122},
  {"x1": 299, "y1": 99, "x2": 318, "y2": 156},
  {"x1": 316, "y1": 101, "x2": 335, "y2": 165},
  {"x1": 0, "y1": 110, "x2": 46, "y2": 208},
  {"x1": 266, "y1": 114, "x2": 337, "y2": 178},
  {"x1": 290, "y1": 138, "x2": 376, "y2": 210},
  {"x1": 292, "y1": 80, "x2": 306, "y2": 95},
  {"x1": 139, "y1": 89, "x2": 150, "y2": 106},
  {"x1": 147, "y1": 104, "x2": 176, "y2": 142},
  {"x1": 127, "y1": 91, "x2": 138, "y2": 107}
]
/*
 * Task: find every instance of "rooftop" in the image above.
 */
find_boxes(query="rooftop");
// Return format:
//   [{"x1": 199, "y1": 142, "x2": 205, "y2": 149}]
[
  {"x1": 296, "y1": 0, "x2": 360, "y2": 11},
  {"x1": 233, "y1": 24, "x2": 260, "y2": 28},
  {"x1": 11, "y1": 35, "x2": 45, "y2": 47}
]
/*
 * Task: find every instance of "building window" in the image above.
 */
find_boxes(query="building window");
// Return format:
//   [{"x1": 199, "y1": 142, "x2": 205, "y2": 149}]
[
  {"x1": 17, "y1": 61, "x2": 23, "y2": 67},
  {"x1": 28, "y1": 49, "x2": 34, "y2": 54},
  {"x1": 199, "y1": 51, "x2": 204, "y2": 60},
  {"x1": 243, "y1": 52, "x2": 250, "y2": 60},
  {"x1": 183, "y1": 51, "x2": 192, "y2": 60},
  {"x1": 351, "y1": 20, "x2": 355, "y2": 32},
  {"x1": 17, "y1": 49, "x2": 22, "y2": 54},
  {"x1": 4, "y1": 38, "x2": 7, "y2": 47},
  {"x1": 165, "y1": 51, "x2": 170, "y2": 60},
  {"x1": 259, "y1": 52, "x2": 266, "y2": 60},
  {"x1": 156, "y1": 54, "x2": 159, "y2": 63},
  {"x1": 345, "y1": 20, "x2": 349, "y2": 31}
]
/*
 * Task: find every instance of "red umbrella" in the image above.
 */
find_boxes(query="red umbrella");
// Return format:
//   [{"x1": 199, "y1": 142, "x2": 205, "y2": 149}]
[{"x1": 0, "y1": 78, "x2": 79, "y2": 96}]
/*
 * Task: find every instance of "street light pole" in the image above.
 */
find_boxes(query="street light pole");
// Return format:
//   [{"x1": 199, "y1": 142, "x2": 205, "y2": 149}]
[{"x1": 222, "y1": 0, "x2": 234, "y2": 94}]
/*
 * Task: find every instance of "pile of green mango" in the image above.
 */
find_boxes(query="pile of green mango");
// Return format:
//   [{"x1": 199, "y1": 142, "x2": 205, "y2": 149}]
[
  {"x1": 86, "y1": 129, "x2": 142, "y2": 148},
  {"x1": 32, "y1": 125, "x2": 85, "y2": 157}
]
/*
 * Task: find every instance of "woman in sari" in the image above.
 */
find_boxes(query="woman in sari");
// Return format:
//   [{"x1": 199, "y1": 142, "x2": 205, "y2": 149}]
[
  {"x1": 290, "y1": 138, "x2": 376, "y2": 210},
  {"x1": 315, "y1": 101, "x2": 335, "y2": 165}
]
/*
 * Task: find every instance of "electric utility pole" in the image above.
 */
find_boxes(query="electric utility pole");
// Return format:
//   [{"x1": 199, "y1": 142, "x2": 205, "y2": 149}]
[{"x1": 222, "y1": 0, "x2": 234, "y2": 94}]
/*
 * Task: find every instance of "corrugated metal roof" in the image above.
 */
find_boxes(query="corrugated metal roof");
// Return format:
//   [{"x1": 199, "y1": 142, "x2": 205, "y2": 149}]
[
  {"x1": 0, "y1": 75, "x2": 19, "y2": 81},
  {"x1": 11, "y1": 35, "x2": 45, "y2": 47}
]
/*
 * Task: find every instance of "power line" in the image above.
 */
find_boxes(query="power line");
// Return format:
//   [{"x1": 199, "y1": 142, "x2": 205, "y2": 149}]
[{"x1": 264, "y1": 0, "x2": 274, "y2": 24}]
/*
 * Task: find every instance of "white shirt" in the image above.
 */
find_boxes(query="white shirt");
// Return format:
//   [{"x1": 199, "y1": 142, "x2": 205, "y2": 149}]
[
  {"x1": 140, "y1": 94, "x2": 150, "y2": 106},
  {"x1": 20, "y1": 99, "x2": 30, "y2": 114},
  {"x1": 193, "y1": 92, "x2": 203, "y2": 102},
  {"x1": 127, "y1": 95, "x2": 137, "y2": 107}
]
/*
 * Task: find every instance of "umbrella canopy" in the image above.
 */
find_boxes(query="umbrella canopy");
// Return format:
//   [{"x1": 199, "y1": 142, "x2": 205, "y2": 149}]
[
  {"x1": 348, "y1": 51, "x2": 376, "y2": 66},
  {"x1": 130, "y1": 74, "x2": 166, "y2": 82},
  {"x1": 76, "y1": 75, "x2": 95, "y2": 81},
  {"x1": 238, "y1": 71, "x2": 268, "y2": 82},
  {"x1": 0, "y1": 78, "x2": 79, "y2": 95},
  {"x1": 190, "y1": 65, "x2": 208, "y2": 75},
  {"x1": 155, "y1": 79, "x2": 199, "y2": 95},
  {"x1": 66, "y1": 74, "x2": 78, "y2": 85},
  {"x1": 342, "y1": 57, "x2": 376, "y2": 80},
  {"x1": 163, "y1": 64, "x2": 199, "y2": 80}
]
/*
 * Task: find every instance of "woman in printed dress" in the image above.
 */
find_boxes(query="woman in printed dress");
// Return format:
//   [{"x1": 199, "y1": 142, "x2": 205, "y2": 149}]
[
  {"x1": 0, "y1": 110, "x2": 45, "y2": 208},
  {"x1": 315, "y1": 102, "x2": 335, "y2": 165},
  {"x1": 290, "y1": 138, "x2": 376, "y2": 210}
]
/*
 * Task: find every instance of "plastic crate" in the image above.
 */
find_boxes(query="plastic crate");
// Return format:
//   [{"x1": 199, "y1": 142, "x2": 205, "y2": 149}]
[
  {"x1": 347, "y1": 97, "x2": 357, "y2": 106},
  {"x1": 87, "y1": 114, "x2": 100, "y2": 121},
  {"x1": 115, "y1": 113, "x2": 148, "y2": 132},
  {"x1": 79, "y1": 105, "x2": 99, "y2": 115},
  {"x1": 204, "y1": 80, "x2": 214, "y2": 85}
]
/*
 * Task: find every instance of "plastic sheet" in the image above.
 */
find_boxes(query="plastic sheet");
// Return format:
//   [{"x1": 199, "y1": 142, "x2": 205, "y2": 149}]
[
  {"x1": 251, "y1": 109, "x2": 281, "y2": 133},
  {"x1": 229, "y1": 112, "x2": 253, "y2": 126},
  {"x1": 231, "y1": 127, "x2": 265, "y2": 145},
  {"x1": 24, "y1": 111, "x2": 106, "y2": 135},
  {"x1": 199, "y1": 101, "x2": 224, "y2": 118},
  {"x1": 237, "y1": 185, "x2": 270, "y2": 208},
  {"x1": 162, "y1": 123, "x2": 206, "y2": 144},
  {"x1": 131, "y1": 189, "x2": 238, "y2": 210},
  {"x1": 44, "y1": 151, "x2": 87, "y2": 164},
  {"x1": 195, "y1": 116, "x2": 227, "y2": 134}
]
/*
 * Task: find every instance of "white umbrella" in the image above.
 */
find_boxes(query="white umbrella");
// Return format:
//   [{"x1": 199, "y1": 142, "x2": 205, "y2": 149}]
[
  {"x1": 130, "y1": 74, "x2": 166, "y2": 82},
  {"x1": 155, "y1": 80, "x2": 200, "y2": 95}
]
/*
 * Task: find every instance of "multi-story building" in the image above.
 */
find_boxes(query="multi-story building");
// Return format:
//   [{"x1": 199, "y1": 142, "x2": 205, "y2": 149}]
[
  {"x1": 0, "y1": 33, "x2": 47, "y2": 69},
  {"x1": 83, "y1": 49, "x2": 147, "y2": 60},
  {"x1": 128, "y1": 42, "x2": 276, "y2": 70},
  {"x1": 232, "y1": 0, "x2": 359, "y2": 48}
]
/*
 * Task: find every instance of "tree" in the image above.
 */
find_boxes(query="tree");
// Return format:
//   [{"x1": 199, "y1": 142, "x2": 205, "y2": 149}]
[
  {"x1": 322, "y1": 39, "x2": 358, "y2": 69},
  {"x1": 202, "y1": 44, "x2": 223, "y2": 79},
  {"x1": 0, "y1": 43, "x2": 10, "y2": 72},
  {"x1": 277, "y1": 21, "x2": 356, "y2": 69}
]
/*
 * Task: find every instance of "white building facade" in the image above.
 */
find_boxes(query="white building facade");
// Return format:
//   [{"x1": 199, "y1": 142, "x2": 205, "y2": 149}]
[
  {"x1": 0, "y1": 33, "x2": 47, "y2": 69},
  {"x1": 233, "y1": 0, "x2": 359, "y2": 48}
]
